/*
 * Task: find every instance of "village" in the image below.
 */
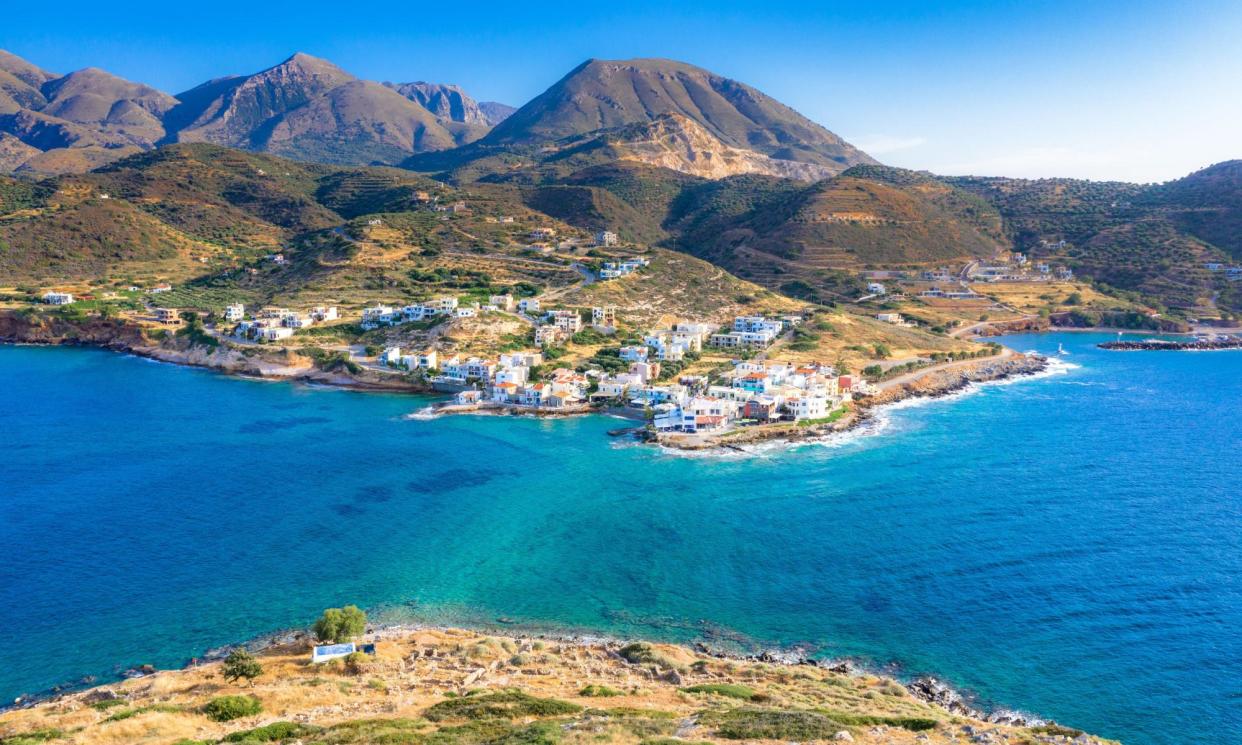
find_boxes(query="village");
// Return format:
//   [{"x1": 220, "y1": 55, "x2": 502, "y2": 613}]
[{"x1": 378, "y1": 307, "x2": 875, "y2": 437}]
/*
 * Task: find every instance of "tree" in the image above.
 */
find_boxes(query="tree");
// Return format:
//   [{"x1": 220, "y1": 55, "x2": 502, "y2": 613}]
[
  {"x1": 222, "y1": 649, "x2": 263, "y2": 685},
  {"x1": 313, "y1": 605, "x2": 367, "y2": 643}
]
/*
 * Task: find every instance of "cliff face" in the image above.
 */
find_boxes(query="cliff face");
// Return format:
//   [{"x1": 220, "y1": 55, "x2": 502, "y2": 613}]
[
  {"x1": 0, "y1": 310, "x2": 150, "y2": 348},
  {"x1": 603, "y1": 113, "x2": 841, "y2": 181}
]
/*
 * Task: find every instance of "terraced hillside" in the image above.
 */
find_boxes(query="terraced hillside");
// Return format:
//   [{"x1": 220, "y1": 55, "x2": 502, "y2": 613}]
[{"x1": 948, "y1": 167, "x2": 1242, "y2": 314}]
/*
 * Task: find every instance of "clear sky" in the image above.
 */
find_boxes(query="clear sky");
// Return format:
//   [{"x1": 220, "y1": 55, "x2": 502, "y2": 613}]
[{"x1": 5, "y1": 0, "x2": 1241, "y2": 182}]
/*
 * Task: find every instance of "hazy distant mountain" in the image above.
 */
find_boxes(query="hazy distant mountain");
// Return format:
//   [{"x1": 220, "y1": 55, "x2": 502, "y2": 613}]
[
  {"x1": 478, "y1": 101, "x2": 516, "y2": 126},
  {"x1": 480, "y1": 58, "x2": 875, "y2": 171},
  {"x1": 384, "y1": 81, "x2": 488, "y2": 125},
  {"x1": 0, "y1": 50, "x2": 500, "y2": 173},
  {"x1": 0, "y1": 50, "x2": 56, "y2": 114}
]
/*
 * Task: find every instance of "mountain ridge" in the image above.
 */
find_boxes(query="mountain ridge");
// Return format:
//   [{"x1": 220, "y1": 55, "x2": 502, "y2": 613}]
[{"x1": 0, "y1": 50, "x2": 512, "y2": 174}]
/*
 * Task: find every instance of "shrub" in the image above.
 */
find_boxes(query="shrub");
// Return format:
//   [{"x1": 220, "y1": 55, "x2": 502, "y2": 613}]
[
  {"x1": 0, "y1": 729, "x2": 65, "y2": 744},
  {"x1": 343, "y1": 651, "x2": 369, "y2": 675},
  {"x1": 313, "y1": 605, "x2": 366, "y2": 643},
  {"x1": 579, "y1": 684, "x2": 623, "y2": 697},
  {"x1": 223, "y1": 721, "x2": 312, "y2": 741},
  {"x1": 203, "y1": 695, "x2": 262, "y2": 722},
  {"x1": 680, "y1": 683, "x2": 757, "y2": 700},
  {"x1": 617, "y1": 643, "x2": 684, "y2": 671},
  {"x1": 423, "y1": 690, "x2": 581, "y2": 721},
  {"x1": 710, "y1": 708, "x2": 844, "y2": 740},
  {"x1": 222, "y1": 649, "x2": 262, "y2": 685}
]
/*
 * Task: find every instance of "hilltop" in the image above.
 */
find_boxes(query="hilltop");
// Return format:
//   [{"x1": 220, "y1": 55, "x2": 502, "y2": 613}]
[{"x1": 0, "y1": 627, "x2": 1114, "y2": 745}]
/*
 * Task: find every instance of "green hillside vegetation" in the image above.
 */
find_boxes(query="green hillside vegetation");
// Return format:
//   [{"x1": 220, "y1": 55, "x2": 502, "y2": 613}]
[{"x1": 947, "y1": 167, "x2": 1242, "y2": 314}]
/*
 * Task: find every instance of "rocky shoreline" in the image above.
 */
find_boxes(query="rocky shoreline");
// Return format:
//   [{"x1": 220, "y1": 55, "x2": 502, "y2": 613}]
[
  {"x1": 0, "y1": 310, "x2": 431, "y2": 393},
  {"x1": 5, "y1": 620, "x2": 1064, "y2": 735},
  {"x1": 1099, "y1": 338, "x2": 1242, "y2": 351},
  {"x1": 654, "y1": 352, "x2": 1049, "y2": 452}
]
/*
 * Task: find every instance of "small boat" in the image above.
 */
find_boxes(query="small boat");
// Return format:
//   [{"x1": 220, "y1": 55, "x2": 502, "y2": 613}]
[{"x1": 1057, "y1": 342, "x2": 1070, "y2": 356}]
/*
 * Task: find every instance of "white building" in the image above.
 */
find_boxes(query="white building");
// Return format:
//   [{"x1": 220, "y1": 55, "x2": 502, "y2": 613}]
[
  {"x1": 594, "y1": 230, "x2": 619, "y2": 247},
  {"x1": 619, "y1": 345, "x2": 649, "y2": 363},
  {"x1": 361, "y1": 305, "x2": 395, "y2": 329},
  {"x1": 535, "y1": 325, "x2": 565, "y2": 347},
  {"x1": 518, "y1": 298, "x2": 541, "y2": 314},
  {"x1": 41, "y1": 292, "x2": 74, "y2": 305},
  {"x1": 380, "y1": 347, "x2": 404, "y2": 366},
  {"x1": 547, "y1": 310, "x2": 583, "y2": 333},
  {"x1": 223, "y1": 303, "x2": 245, "y2": 322},
  {"x1": 785, "y1": 395, "x2": 830, "y2": 420},
  {"x1": 257, "y1": 326, "x2": 294, "y2": 341},
  {"x1": 592, "y1": 306, "x2": 617, "y2": 331}
]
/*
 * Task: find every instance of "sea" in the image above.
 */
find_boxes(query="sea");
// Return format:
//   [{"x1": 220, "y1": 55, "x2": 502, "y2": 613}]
[{"x1": 0, "y1": 332, "x2": 1238, "y2": 744}]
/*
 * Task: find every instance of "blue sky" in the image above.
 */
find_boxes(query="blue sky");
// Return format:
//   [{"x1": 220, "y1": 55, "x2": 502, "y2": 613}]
[{"x1": 5, "y1": 0, "x2": 1241, "y2": 182}]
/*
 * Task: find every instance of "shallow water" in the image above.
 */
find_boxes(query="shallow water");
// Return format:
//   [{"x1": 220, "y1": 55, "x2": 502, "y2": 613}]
[{"x1": 1, "y1": 333, "x2": 1238, "y2": 743}]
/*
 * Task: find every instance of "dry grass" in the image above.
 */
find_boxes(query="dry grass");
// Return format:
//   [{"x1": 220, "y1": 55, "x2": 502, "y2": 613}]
[{"x1": 0, "y1": 629, "x2": 1117, "y2": 745}]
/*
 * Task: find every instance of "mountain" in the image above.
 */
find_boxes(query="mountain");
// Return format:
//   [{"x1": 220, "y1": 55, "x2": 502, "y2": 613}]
[
  {"x1": 0, "y1": 50, "x2": 501, "y2": 173},
  {"x1": 0, "y1": 57, "x2": 175, "y2": 172},
  {"x1": 480, "y1": 58, "x2": 876, "y2": 171},
  {"x1": 163, "y1": 53, "x2": 494, "y2": 165},
  {"x1": 250, "y1": 80, "x2": 479, "y2": 165},
  {"x1": 0, "y1": 50, "x2": 55, "y2": 113},
  {"x1": 169, "y1": 53, "x2": 356, "y2": 147},
  {"x1": 478, "y1": 100, "x2": 516, "y2": 126},
  {"x1": 39, "y1": 67, "x2": 176, "y2": 145},
  {"x1": 384, "y1": 81, "x2": 489, "y2": 125}
]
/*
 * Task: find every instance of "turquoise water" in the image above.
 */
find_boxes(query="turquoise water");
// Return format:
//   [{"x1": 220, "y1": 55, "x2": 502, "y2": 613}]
[{"x1": 1, "y1": 334, "x2": 1238, "y2": 743}]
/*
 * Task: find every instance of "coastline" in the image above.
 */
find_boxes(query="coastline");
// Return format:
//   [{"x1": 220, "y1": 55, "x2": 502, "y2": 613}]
[
  {"x1": 651, "y1": 352, "x2": 1050, "y2": 453},
  {"x1": 0, "y1": 309, "x2": 1052, "y2": 454},
  {"x1": 0, "y1": 310, "x2": 433, "y2": 394},
  {"x1": 0, "y1": 622, "x2": 1118, "y2": 745}
]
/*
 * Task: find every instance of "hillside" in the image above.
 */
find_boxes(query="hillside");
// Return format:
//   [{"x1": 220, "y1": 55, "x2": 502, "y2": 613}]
[
  {"x1": 0, "y1": 628, "x2": 1112, "y2": 745},
  {"x1": 0, "y1": 50, "x2": 506, "y2": 173},
  {"x1": 0, "y1": 145, "x2": 783, "y2": 326},
  {"x1": 947, "y1": 171, "x2": 1241, "y2": 314},
  {"x1": 1148, "y1": 160, "x2": 1242, "y2": 260},
  {"x1": 660, "y1": 172, "x2": 1004, "y2": 301}
]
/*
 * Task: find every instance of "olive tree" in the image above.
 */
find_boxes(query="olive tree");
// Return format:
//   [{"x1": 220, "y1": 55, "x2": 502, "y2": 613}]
[{"x1": 313, "y1": 605, "x2": 367, "y2": 643}]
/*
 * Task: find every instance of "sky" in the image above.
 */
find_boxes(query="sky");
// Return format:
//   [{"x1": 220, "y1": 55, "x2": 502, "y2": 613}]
[{"x1": 4, "y1": 0, "x2": 1241, "y2": 182}]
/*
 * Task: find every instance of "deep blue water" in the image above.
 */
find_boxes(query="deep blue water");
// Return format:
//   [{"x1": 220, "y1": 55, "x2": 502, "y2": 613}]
[{"x1": 1, "y1": 333, "x2": 1238, "y2": 744}]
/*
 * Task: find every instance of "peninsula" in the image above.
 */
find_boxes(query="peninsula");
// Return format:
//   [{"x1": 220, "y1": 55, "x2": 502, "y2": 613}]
[{"x1": 0, "y1": 625, "x2": 1114, "y2": 745}]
